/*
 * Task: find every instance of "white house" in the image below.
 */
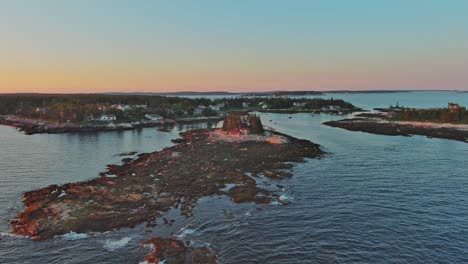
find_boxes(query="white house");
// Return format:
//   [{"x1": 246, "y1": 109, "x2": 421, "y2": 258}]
[
  {"x1": 135, "y1": 105, "x2": 148, "y2": 110},
  {"x1": 242, "y1": 102, "x2": 249, "y2": 108},
  {"x1": 35, "y1": 107, "x2": 47, "y2": 114},
  {"x1": 209, "y1": 102, "x2": 225, "y2": 111},
  {"x1": 259, "y1": 102, "x2": 269, "y2": 109},
  {"x1": 112, "y1": 104, "x2": 131, "y2": 111},
  {"x1": 97, "y1": 114, "x2": 117, "y2": 122},
  {"x1": 293, "y1": 102, "x2": 306, "y2": 107},
  {"x1": 145, "y1": 114, "x2": 163, "y2": 121},
  {"x1": 194, "y1": 106, "x2": 206, "y2": 115}
]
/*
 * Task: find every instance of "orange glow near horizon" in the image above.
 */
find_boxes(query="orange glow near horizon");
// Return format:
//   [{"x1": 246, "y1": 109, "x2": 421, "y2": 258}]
[{"x1": 1, "y1": 1, "x2": 467, "y2": 93}]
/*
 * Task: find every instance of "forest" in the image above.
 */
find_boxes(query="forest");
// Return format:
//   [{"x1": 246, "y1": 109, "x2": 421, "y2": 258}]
[
  {"x1": 391, "y1": 104, "x2": 468, "y2": 124},
  {"x1": 0, "y1": 94, "x2": 356, "y2": 123}
]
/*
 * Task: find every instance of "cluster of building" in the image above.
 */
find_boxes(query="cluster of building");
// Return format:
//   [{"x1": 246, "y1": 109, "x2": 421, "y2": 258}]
[{"x1": 98, "y1": 104, "x2": 148, "y2": 112}]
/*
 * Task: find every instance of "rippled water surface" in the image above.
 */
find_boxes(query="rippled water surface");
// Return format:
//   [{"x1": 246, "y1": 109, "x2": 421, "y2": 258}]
[{"x1": 1, "y1": 92, "x2": 468, "y2": 263}]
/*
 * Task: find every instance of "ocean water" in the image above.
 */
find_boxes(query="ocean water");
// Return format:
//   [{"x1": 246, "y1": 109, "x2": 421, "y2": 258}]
[{"x1": 1, "y1": 92, "x2": 468, "y2": 263}]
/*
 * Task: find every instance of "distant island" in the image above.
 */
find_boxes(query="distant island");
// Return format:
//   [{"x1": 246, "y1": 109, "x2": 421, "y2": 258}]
[
  {"x1": 0, "y1": 93, "x2": 358, "y2": 135},
  {"x1": 324, "y1": 103, "x2": 468, "y2": 143}
]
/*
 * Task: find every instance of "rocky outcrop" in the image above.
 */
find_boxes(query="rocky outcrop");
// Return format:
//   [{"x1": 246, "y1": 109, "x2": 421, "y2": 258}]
[
  {"x1": 10, "y1": 129, "x2": 323, "y2": 240},
  {"x1": 140, "y1": 237, "x2": 218, "y2": 264},
  {"x1": 324, "y1": 118, "x2": 468, "y2": 143}
]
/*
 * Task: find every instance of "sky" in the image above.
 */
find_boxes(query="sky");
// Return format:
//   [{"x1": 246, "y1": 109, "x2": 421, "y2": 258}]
[{"x1": 0, "y1": 0, "x2": 467, "y2": 93}]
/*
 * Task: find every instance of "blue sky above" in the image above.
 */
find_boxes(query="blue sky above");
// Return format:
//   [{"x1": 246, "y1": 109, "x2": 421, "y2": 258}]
[{"x1": 0, "y1": 0, "x2": 467, "y2": 92}]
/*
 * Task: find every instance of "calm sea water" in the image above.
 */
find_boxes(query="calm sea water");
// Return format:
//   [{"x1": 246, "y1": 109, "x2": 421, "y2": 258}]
[{"x1": 1, "y1": 91, "x2": 468, "y2": 263}]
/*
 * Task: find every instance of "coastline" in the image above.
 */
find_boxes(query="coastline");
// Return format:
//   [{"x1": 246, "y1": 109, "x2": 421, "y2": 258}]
[
  {"x1": 257, "y1": 108, "x2": 360, "y2": 114},
  {"x1": 0, "y1": 108, "x2": 358, "y2": 135},
  {"x1": 0, "y1": 115, "x2": 223, "y2": 135},
  {"x1": 323, "y1": 118, "x2": 468, "y2": 143}
]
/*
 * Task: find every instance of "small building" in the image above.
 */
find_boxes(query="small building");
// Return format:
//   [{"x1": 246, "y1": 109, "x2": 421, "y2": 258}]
[
  {"x1": 35, "y1": 107, "x2": 47, "y2": 114},
  {"x1": 259, "y1": 102, "x2": 269, "y2": 109},
  {"x1": 448, "y1": 103, "x2": 460, "y2": 112},
  {"x1": 135, "y1": 105, "x2": 148, "y2": 111},
  {"x1": 85, "y1": 114, "x2": 95, "y2": 121},
  {"x1": 210, "y1": 102, "x2": 225, "y2": 111},
  {"x1": 386, "y1": 111, "x2": 397, "y2": 118},
  {"x1": 145, "y1": 114, "x2": 163, "y2": 121},
  {"x1": 242, "y1": 102, "x2": 249, "y2": 108},
  {"x1": 194, "y1": 106, "x2": 206, "y2": 116},
  {"x1": 112, "y1": 104, "x2": 131, "y2": 111},
  {"x1": 293, "y1": 102, "x2": 306, "y2": 107},
  {"x1": 97, "y1": 114, "x2": 117, "y2": 122}
]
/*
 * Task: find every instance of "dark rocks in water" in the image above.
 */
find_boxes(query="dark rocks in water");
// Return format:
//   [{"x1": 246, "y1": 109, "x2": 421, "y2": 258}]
[
  {"x1": 162, "y1": 217, "x2": 175, "y2": 225},
  {"x1": 118, "y1": 151, "x2": 138, "y2": 156},
  {"x1": 171, "y1": 138, "x2": 186, "y2": 144},
  {"x1": 140, "y1": 237, "x2": 218, "y2": 264},
  {"x1": 354, "y1": 113, "x2": 386, "y2": 118},
  {"x1": 10, "y1": 128, "x2": 323, "y2": 240},
  {"x1": 158, "y1": 128, "x2": 171, "y2": 132},
  {"x1": 121, "y1": 158, "x2": 133, "y2": 164}
]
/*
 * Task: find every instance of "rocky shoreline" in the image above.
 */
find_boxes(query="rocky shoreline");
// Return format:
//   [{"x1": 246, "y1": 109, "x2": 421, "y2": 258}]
[
  {"x1": 10, "y1": 128, "x2": 322, "y2": 244},
  {"x1": 324, "y1": 118, "x2": 468, "y2": 143},
  {"x1": 0, "y1": 115, "x2": 223, "y2": 135},
  {"x1": 257, "y1": 108, "x2": 360, "y2": 114},
  {"x1": 140, "y1": 237, "x2": 218, "y2": 264}
]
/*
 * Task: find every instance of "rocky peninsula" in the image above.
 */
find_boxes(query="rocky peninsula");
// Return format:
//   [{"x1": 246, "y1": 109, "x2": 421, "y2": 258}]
[
  {"x1": 10, "y1": 128, "x2": 322, "y2": 241},
  {"x1": 324, "y1": 117, "x2": 468, "y2": 143}
]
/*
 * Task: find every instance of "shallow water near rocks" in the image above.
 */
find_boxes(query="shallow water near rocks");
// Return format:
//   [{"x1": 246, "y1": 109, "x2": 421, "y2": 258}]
[{"x1": 1, "y1": 92, "x2": 468, "y2": 263}]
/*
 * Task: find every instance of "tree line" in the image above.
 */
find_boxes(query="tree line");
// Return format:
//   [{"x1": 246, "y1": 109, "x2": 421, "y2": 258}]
[
  {"x1": 392, "y1": 104, "x2": 468, "y2": 124},
  {"x1": 0, "y1": 94, "x2": 356, "y2": 123},
  {"x1": 222, "y1": 113, "x2": 265, "y2": 135}
]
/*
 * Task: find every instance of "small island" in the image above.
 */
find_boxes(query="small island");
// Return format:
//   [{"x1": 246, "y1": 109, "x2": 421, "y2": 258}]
[
  {"x1": 0, "y1": 93, "x2": 358, "y2": 135},
  {"x1": 10, "y1": 113, "x2": 322, "y2": 262},
  {"x1": 324, "y1": 103, "x2": 468, "y2": 143}
]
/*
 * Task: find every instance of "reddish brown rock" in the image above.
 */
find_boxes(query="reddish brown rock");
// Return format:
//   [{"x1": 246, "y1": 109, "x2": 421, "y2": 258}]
[
  {"x1": 140, "y1": 237, "x2": 218, "y2": 264},
  {"x1": 10, "y1": 129, "x2": 322, "y2": 240}
]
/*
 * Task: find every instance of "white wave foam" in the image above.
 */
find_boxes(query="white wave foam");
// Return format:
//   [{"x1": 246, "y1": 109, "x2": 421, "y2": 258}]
[
  {"x1": 0, "y1": 232, "x2": 28, "y2": 239},
  {"x1": 139, "y1": 259, "x2": 166, "y2": 264},
  {"x1": 279, "y1": 194, "x2": 294, "y2": 202},
  {"x1": 175, "y1": 227, "x2": 196, "y2": 239},
  {"x1": 58, "y1": 231, "x2": 89, "y2": 240},
  {"x1": 270, "y1": 200, "x2": 281, "y2": 205},
  {"x1": 103, "y1": 237, "x2": 132, "y2": 251}
]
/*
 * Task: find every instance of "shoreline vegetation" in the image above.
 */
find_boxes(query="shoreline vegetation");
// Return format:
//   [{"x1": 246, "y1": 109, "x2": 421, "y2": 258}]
[
  {"x1": 324, "y1": 103, "x2": 468, "y2": 143},
  {"x1": 10, "y1": 124, "x2": 323, "y2": 262},
  {"x1": 0, "y1": 93, "x2": 358, "y2": 135},
  {"x1": 0, "y1": 115, "x2": 224, "y2": 135}
]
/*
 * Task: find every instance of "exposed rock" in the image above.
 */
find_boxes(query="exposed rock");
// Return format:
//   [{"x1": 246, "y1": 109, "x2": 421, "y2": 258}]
[
  {"x1": 324, "y1": 118, "x2": 468, "y2": 143},
  {"x1": 10, "y1": 129, "x2": 323, "y2": 240},
  {"x1": 140, "y1": 237, "x2": 218, "y2": 264}
]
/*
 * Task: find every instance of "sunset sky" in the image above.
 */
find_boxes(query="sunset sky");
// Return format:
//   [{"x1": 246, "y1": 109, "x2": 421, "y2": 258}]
[{"x1": 1, "y1": 0, "x2": 467, "y2": 93}]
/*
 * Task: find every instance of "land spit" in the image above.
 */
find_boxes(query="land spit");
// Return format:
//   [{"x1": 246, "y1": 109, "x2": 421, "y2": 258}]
[
  {"x1": 10, "y1": 128, "x2": 323, "y2": 241},
  {"x1": 324, "y1": 118, "x2": 468, "y2": 143}
]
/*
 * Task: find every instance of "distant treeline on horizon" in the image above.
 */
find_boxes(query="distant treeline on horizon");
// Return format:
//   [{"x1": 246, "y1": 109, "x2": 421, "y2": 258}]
[{"x1": 0, "y1": 93, "x2": 355, "y2": 123}]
